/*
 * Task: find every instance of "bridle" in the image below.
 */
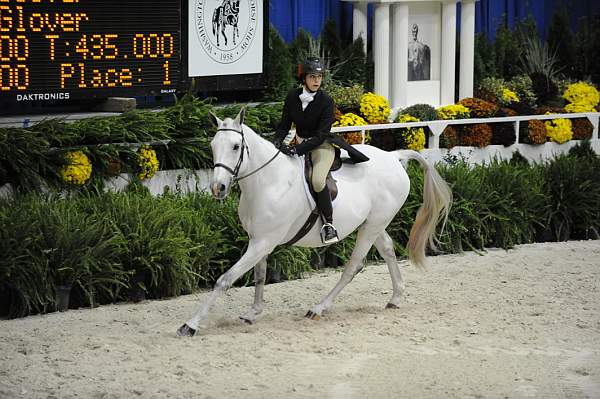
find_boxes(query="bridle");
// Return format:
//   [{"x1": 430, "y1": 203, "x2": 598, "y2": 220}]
[{"x1": 213, "y1": 127, "x2": 281, "y2": 182}]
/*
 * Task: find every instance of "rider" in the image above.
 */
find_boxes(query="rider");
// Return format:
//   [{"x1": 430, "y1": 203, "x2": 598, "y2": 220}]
[{"x1": 274, "y1": 57, "x2": 369, "y2": 244}]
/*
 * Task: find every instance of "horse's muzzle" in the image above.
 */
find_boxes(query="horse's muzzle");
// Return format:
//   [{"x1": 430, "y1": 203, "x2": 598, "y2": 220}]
[{"x1": 211, "y1": 182, "x2": 229, "y2": 199}]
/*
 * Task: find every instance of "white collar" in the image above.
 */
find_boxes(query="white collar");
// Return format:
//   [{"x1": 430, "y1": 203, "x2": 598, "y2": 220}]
[
  {"x1": 301, "y1": 88, "x2": 317, "y2": 98},
  {"x1": 299, "y1": 88, "x2": 316, "y2": 110}
]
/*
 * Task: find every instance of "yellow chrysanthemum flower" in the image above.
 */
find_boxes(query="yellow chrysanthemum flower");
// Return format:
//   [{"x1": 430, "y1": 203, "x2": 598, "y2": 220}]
[
  {"x1": 359, "y1": 92, "x2": 391, "y2": 124},
  {"x1": 501, "y1": 88, "x2": 520, "y2": 104},
  {"x1": 437, "y1": 104, "x2": 470, "y2": 120},
  {"x1": 563, "y1": 81, "x2": 599, "y2": 113},
  {"x1": 564, "y1": 102, "x2": 595, "y2": 113},
  {"x1": 544, "y1": 112, "x2": 573, "y2": 144},
  {"x1": 61, "y1": 150, "x2": 92, "y2": 185},
  {"x1": 334, "y1": 112, "x2": 368, "y2": 127},
  {"x1": 137, "y1": 146, "x2": 159, "y2": 180},
  {"x1": 397, "y1": 114, "x2": 426, "y2": 151}
]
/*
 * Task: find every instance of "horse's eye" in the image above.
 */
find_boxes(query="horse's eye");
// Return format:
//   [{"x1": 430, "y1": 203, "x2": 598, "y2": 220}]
[{"x1": 233, "y1": 144, "x2": 240, "y2": 151}]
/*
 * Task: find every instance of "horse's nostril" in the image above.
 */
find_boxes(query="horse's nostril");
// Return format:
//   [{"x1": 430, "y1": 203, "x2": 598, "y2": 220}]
[{"x1": 219, "y1": 184, "x2": 226, "y2": 192}]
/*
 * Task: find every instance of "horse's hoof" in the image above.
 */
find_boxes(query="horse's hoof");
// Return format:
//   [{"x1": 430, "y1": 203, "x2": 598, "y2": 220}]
[
  {"x1": 176, "y1": 324, "x2": 196, "y2": 337},
  {"x1": 305, "y1": 310, "x2": 321, "y2": 320},
  {"x1": 239, "y1": 316, "x2": 254, "y2": 325},
  {"x1": 385, "y1": 303, "x2": 400, "y2": 309}
]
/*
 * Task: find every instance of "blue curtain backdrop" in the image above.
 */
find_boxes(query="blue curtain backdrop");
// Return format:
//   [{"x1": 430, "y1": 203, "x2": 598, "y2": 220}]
[
  {"x1": 269, "y1": 0, "x2": 353, "y2": 43},
  {"x1": 270, "y1": 0, "x2": 600, "y2": 44}
]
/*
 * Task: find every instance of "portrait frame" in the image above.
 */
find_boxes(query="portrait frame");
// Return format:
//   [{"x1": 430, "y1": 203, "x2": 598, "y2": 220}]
[{"x1": 406, "y1": 2, "x2": 442, "y2": 105}]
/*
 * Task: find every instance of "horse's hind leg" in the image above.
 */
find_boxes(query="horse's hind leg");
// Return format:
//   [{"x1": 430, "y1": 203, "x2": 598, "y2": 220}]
[
  {"x1": 374, "y1": 231, "x2": 405, "y2": 309},
  {"x1": 306, "y1": 224, "x2": 381, "y2": 320},
  {"x1": 239, "y1": 255, "x2": 267, "y2": 324}
]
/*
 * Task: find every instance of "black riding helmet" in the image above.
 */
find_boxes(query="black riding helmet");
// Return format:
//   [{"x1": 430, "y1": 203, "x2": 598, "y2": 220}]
[{"x1": 299, "y1": 57, "x2": 325, "y2": 82}]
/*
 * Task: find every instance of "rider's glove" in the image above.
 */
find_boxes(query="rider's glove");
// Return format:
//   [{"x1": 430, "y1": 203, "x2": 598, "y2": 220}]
[
  {"x1": 286, "y1": 146, "x2": 297, "y2": 156},
  {"x1": 275, "y1": 140, "x2": 295, "y2": 156}
]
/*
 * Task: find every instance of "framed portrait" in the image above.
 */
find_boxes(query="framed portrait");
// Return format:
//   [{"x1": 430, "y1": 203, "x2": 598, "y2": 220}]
[{"x1": 407, "y1": 2, "x2": 441, "y2": 105}]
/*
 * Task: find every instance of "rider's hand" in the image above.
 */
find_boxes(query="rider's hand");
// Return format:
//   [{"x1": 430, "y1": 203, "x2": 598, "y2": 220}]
[
  {"x1": 275, "y1": 140, "x2": 295, "y2": 156},
  {"x1": 286, "y1": 146, "x2": 297, "y2": 156},
  {"x1": 280, "y1": 145, "x2": 295, "y2": 156}
]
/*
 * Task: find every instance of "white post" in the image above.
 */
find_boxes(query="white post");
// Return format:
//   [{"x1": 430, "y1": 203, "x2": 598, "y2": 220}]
[
  {"x1": 588, "y1": 114, "x2": 599, "y2": 140},
  {"x1": 459, "y1": 0, "x2": 475, "y2": 99},
  {"x1": 428, "y1": 121, "x2": 448, "y2": 149},
  {"x1": 374, "y1": 3, "x2": 391, "y2": 100},
  {"x1": 352, "y1": 1, "x2": 369, "y2": 54},
  {"x1": 441, "y1": 1, "x2": 457, "y2": 105},
  {"x1": 391, "y1": 3, "x2": 409, "y2": 108}
]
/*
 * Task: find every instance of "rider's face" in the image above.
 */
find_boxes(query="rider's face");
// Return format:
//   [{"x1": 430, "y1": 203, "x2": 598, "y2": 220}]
[{"x1": 304, "y1": 73, "x2": 323, "y2": 92}]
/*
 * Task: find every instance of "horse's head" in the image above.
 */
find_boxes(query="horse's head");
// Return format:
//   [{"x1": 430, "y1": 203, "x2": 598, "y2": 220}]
[{"x1": 210, "y1": 107, "x2": 246, "y2": 199}]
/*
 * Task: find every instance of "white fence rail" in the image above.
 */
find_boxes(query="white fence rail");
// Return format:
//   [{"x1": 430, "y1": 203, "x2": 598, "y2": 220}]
[{"x1": 331, "y1": 112, "x2": 600, "y2": 164}]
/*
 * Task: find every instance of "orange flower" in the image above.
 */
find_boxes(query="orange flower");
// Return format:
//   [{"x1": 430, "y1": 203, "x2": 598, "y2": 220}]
[
  {"x1": 440, "y1": 126, "x2": 458, "y2": 149},
  {"x1": 461, "y1": 124, "x2": 493, "y2": 147},
  {"x1": 343, "y1": 132, "x2": 363, "y2": 145},
  {"x1": 522, "y1": 120, "x2": 546, "y2": 144},
  {"x1": 458, "y1": 98, "x2": 498, "y2": 118},
  {"x1": 571, "y1": 118, "x2": 593, "y2": 140}
]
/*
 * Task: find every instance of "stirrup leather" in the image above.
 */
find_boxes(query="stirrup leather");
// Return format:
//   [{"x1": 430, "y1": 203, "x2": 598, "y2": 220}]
[{"x1": 320, "y1": 223, "x2": 339, "y2": 244}]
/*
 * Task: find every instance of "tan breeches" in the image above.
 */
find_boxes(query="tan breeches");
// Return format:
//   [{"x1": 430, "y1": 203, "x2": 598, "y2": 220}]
[{"x1": 310, "y1": 141, "x2": 335, "y2": 192}]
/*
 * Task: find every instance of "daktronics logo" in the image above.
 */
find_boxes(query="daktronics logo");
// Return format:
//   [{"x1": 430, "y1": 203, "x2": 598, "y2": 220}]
[{"x1": 16, "y1": 92, "x2": 70, "y2": 101}]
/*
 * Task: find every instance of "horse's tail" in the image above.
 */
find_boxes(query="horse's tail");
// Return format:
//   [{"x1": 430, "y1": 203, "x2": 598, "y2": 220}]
[{"x1": 397, "y1": 150, "x2": 452, "y2": 269}]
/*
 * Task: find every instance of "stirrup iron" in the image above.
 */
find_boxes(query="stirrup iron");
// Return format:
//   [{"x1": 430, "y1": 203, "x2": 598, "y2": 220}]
[{"x1": 320, "y1": 223, "x2": 339, "y2": 244}]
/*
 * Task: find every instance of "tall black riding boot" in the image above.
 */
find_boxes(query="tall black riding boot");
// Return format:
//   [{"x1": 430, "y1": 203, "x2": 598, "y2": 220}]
[{"x1": 316, "y1": 186, "x2": 339, "y2": 244}]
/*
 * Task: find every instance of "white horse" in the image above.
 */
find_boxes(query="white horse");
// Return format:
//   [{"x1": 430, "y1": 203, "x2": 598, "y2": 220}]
[{"x1": 177, "y1": 109, "x2": 452, "y2": 336}]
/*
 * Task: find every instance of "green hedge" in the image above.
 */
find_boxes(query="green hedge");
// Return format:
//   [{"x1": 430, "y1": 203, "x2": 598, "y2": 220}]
[
  {"x1": 0, "y1": 187, "x2": 317, "y2": 318},
  {"x1": 1, "y1": 143, "x2": 599, "y2": 318}
]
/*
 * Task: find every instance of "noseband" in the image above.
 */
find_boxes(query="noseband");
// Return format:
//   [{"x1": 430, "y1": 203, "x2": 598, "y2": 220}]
[{"x1": 213, "y1": 127, "x2": 281, "y2": 182}]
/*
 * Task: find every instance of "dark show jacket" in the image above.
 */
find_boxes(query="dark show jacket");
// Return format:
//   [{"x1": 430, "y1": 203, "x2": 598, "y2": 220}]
[{"x1": 275, "y1": 88, "x2": 369, "y2": 163}]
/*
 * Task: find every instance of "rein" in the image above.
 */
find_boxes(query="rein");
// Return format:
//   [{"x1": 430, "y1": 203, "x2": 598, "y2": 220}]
[{"x1": 213, "y1": 127, "x2": 281, "y2": 182}]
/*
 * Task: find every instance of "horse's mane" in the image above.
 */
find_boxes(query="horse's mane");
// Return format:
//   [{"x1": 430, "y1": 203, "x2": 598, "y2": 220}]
[
  {"x1": 244, "y1": 124, "x2": 277, "y2": 149},
  {"x1": 219, "y1": 117, "x2": 277, "y2": 150}
]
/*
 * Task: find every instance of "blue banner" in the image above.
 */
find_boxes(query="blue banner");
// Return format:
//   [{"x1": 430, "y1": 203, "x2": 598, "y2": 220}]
[{"x1": 270, "y1": 0, "x2": 600, "y2": 43}]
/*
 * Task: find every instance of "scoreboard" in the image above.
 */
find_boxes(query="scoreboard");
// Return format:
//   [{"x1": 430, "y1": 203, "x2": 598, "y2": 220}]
[{"x1": 0, "y1": 0, "x2": 181, "y2": 101}]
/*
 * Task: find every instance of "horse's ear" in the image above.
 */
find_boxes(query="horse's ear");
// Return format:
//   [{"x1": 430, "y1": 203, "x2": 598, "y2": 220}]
[
  {"x1": 209, "y1": 111, "x2": 223, "y2": 127},
  {"x1": 234, "y1": 107, "x2": 246, "y2": 127}
]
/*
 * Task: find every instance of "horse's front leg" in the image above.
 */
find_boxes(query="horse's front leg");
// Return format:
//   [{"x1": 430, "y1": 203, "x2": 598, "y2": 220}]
[
  {"x1": 177, "y1": 240, "x2": 274, "y2": 336},
  {"x1": 239, "y1": 255, "x2": 267, "y2": 324}
]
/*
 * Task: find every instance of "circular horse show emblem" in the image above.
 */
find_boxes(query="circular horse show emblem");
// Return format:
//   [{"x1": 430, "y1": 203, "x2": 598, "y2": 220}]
[{"x1": 194, "y1": 0, "x2": 258, "y2": 64}]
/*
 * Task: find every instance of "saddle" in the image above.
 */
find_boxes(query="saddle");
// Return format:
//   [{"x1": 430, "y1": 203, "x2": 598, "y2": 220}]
[
  {"x1": 304, "y1": 152, "x2": 340, "y2": 202},
  {"x1": 284, "y1": 151, "x2": 342, "y2": 246}
]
